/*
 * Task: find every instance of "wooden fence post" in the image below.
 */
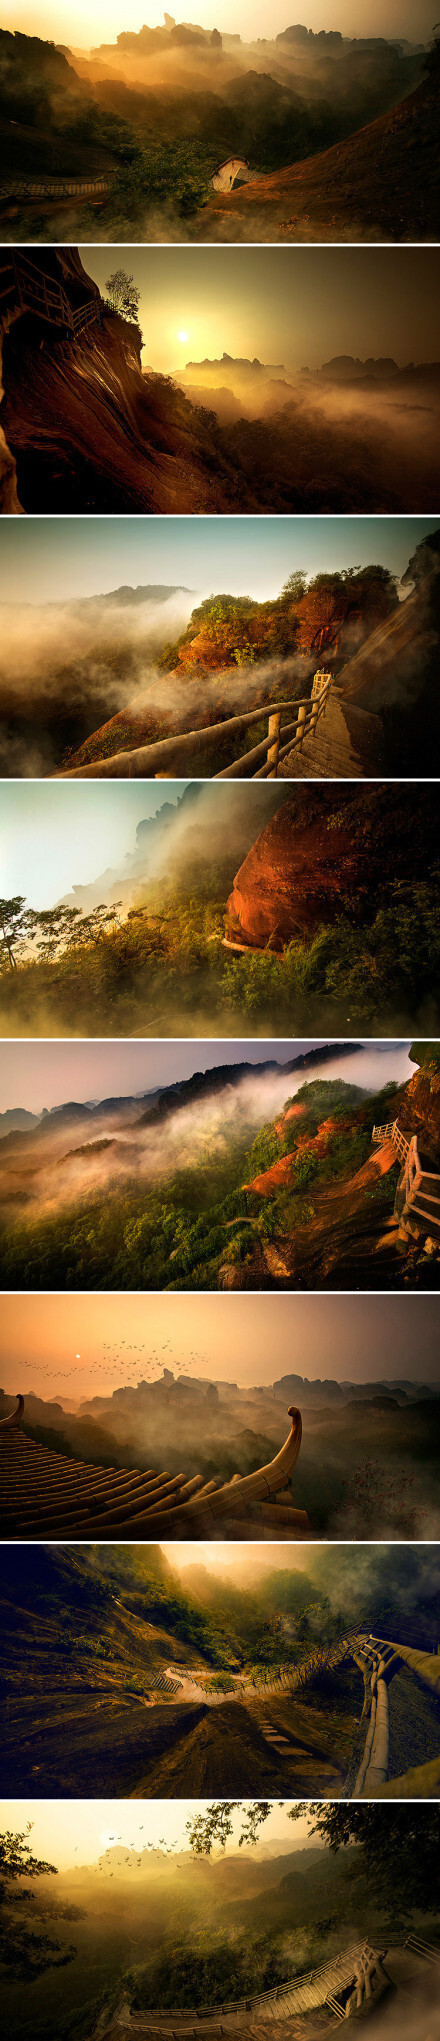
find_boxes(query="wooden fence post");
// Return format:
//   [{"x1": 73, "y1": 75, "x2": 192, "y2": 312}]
[
  {"x1": 297, "y1": 703, "x2": 307, "y2": 750},
  {"x1": 267, "y1": 710, "x2": 281, "y2": 776}
]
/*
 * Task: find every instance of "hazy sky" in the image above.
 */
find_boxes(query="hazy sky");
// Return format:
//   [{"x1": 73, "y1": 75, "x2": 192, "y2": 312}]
[
  {"x1": 1, "y1": 3, "x2": 434, "y2": 53},
  {"x1": 0, "y1": 1799, "x2": 310, "y2": 1871},
  {"x1": 0, "y1": 516, "x2": 432, "y2": 609},
  {"x1": 2, "y1": 780, "x2": 190, "y2": 907},
  {"x1": 0, "y1": 1039, "x2": 411, "y2": 1115},
  {"x1": 84, "y1": 247, "x2": 439, "y2": 378},
  {"x1": 2, "y1": 1290, "x2": 438, "y2": 1399}
]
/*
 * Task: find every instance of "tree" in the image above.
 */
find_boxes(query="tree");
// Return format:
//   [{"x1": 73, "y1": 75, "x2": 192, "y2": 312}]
[
  {"x1": 104, "y1": 269, "x2": 141, "y2": 323},
  {"x1": 280, "y1": 570, "x2": 308, "y2": 604},
  {"x1": 0, "y1": 897, "x2": 33, "y2": 972},
  {"x1": 0, "y1": 1824, "x2": 85, "y2": 1982},
  {"x1": 288, "y1": 1803, "x2": 440, "y2": 1920},
  {"x1": 186, "y1": 1803, "x2": 273, "y2": 1855}
]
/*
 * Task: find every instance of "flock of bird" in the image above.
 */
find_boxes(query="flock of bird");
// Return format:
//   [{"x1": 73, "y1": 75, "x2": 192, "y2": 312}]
[
  {"x1": 71, "y1": 1831, "x2": 181, "y2": 1876},
  {"x1": 7, "y1": 1337, "x2": 212, "y2": 1402}
]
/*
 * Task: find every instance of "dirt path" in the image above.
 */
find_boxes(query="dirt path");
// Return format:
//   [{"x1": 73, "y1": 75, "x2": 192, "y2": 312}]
[{"x1": 129, "y1": 1697, "x2": 345, "y2": 1799}]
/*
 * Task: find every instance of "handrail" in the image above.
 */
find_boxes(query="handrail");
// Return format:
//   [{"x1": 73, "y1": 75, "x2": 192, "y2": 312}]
[
  {"x1": 0, "y1": 177, "x2": 109, "y2": 198},
  {"x1": 371, "y1": 1120, "x2": 440, "y2": 1231},
  {"x1": 59, "y1": 672, "x2": 333, "y2": 782},
  {"x1": 215, "y1": 670, "x2": 332, "y2": 779},
  {"x1": 0, "y1": 1398, "x2": 309, "y2": 1538},
  {"x1": 121, "y1": 1940, "x2": 365, "y2": 2024},
  {"x1": 0, "y1": 252, "x2": 100, "y2": 337}
]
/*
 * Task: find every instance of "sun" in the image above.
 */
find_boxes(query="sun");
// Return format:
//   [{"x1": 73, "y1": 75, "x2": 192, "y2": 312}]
[{"x1": 177, "y1": 329, "x2": 189, "y2": 343}]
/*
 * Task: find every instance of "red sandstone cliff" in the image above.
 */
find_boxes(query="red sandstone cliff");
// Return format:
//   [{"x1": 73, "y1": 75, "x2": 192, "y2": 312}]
[
  {"x1": 226, "y1": 785, "x2": 439, "y2": 951},
  {"x1": 0, "y1": 251, "x2": 244, "y2": 515}
]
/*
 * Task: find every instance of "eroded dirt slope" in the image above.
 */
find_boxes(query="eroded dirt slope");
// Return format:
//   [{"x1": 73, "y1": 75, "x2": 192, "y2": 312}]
[{"x1": 197, "y1": 77, "x2": 440, "y2": 242}]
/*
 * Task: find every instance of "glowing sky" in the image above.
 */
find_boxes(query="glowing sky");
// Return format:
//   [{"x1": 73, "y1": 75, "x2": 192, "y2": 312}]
[
  {"x1": 0, "y1": 1799, "x2": 311, "y2": 1871},
  {"x1": 0, "y1": 516, "x2": 433, "y2": 609},
  {"x1": 1, "y1": 780, "x2": 190, "y2": 908},
  {"x1": 2, "y1": 1267, "x2": 437, "y2": 1402},
  {"x1": 1, "y1": 3, "x2": 434, "y2": 54},
  {"x1": 0, "y1": 1038, "x2": 411, "y2": 1116},
  {"x1": 84, "y1": 246, "x2": 439, "y2": 379}
]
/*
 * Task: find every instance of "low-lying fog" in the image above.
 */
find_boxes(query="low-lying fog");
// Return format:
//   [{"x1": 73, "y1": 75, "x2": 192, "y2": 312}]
[{"x1": 0, "y1": 1041, "x2": 411, "y2": 1221}]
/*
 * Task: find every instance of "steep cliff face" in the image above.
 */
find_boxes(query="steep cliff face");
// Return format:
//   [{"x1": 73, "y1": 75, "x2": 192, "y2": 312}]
[
  {"x1": 226, "y1": 785, "x2": 439, "y2": 950},
  {"x1": 0, "y1": 253, "x2": 239, "y2": 515},
  {"x1": 393, "y1": 1054, "x2": 440, "y2": 1171},
  {"x1": 1, "y1": 317, "x2": 231, "y2": 514},
  {"x1": 336, "y1": 532, "x2": 440, "y2": 774}
]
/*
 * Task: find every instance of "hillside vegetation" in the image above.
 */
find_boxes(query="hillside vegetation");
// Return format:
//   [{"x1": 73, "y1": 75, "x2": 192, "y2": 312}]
[
  {"x1": 0, "y1": 26, "x2": 427, "y2": 242},
  {"x1": 2, "y1": 784, "x2": 439, "y2": 1039}
]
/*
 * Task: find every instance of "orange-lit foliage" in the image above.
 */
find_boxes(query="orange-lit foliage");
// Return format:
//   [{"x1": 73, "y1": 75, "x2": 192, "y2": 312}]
[{"x1": 169, "y1": 569, "x2": 398, "y2": 678}]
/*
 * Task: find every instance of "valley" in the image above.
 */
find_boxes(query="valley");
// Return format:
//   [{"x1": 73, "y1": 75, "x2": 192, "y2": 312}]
[
  {"x1": 0, "y1": 1041, "x2": 439, "y2": 1296},
  {"x1": 2, "y1": 1542, "x2": 440, "y2": 1800},
  {"x1": 0, "y1": 250, "x2": 438, "y2": 518},
  {"x1": 0, "y1": 19, "x2": 434, "y2": 244}
]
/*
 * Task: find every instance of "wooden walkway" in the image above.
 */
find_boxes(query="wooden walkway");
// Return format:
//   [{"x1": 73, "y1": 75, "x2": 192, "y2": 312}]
[
  {"x1": 278, "y1": 686, "x2": 383, "y2": 779},
  {"x1": 115, "y1": 1940, "x2": 365, "y2": 2030}
]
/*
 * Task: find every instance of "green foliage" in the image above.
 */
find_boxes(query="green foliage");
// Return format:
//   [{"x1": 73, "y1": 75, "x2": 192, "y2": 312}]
[
  {"x1": 410, "y1": 1041, "x2": 440, "y2": 1075},
  {"x1": 105, "y1": 138, "x2": 215, "y2": 227},
  {"x1": 129, "y1": 1925, "x2": 286, "y2": 2011},
  {"x1": 288, "y1": 1804, "x2": 440, "y2": 1920}
]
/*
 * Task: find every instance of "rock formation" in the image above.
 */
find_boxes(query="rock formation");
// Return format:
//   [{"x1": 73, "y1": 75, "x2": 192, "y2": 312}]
[{"x1": 226, "y1": 785, "x2": 439, "y2": 951}]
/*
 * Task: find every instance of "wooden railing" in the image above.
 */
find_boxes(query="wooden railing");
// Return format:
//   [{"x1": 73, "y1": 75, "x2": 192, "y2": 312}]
[
  {"x1": 0, "y1": 252, "x2": 100, "y2": 336},
  {"x1": 122, "y1": 1940, "x2": 366, "y2": 2026},
  {"x1": 115, "y1": 1928, "x2": 440, "y2": 2034},
  {"x1": 404, "y1": 1930, "x2": 440, "y2": 1963},
  {"x1": 372, "y1": 1120, "x2": 440, "y2": 1232},
  {"x1": 372, "y1": 1118, "x2": 409, "y2": 1163},
  {"x1": 215, "y1": 670, "x2": 333, "y2": 779},
  {"x1": 0, "y1": 176, "x2": 109, "y2": 199},
  {"x1": 62, "y1": 671, "x2": 334, "y2": 782}
]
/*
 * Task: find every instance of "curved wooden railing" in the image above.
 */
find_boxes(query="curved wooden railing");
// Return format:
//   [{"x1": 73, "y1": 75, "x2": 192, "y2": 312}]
[
  {"x1": 113, "y1": 1929, "x2": 440, "y2": 2033},
  {"x1": 59, "y1": 672, "x2": 333, "y2": 782},
  {"x1": 117, "y1": 1939, "x2": 366, "y2": 2029},
  {"x1": 0, "y1": 252, "x2": 101, "y2": 336},
  {"x1": 215, "y1": 671, "x2": 332, "y2": 779},
  {"x1": 372, "y1": 1119, "x2": 440, "y2": 1232},
  {"x1": 350, "y1": 1630, "x2": 440, "y2": 1798}
]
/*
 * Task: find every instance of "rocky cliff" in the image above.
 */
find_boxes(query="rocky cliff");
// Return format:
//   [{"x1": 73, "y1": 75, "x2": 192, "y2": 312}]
[
  {"x1": 0, "y1": 252, "x2": 241, "y2": 514},
  {"x1": 226, "y1": 785, "x2": 439, "y2": 950},
  {"x1": 336, "y1": 528, "x2": 440, "y2": 775}
]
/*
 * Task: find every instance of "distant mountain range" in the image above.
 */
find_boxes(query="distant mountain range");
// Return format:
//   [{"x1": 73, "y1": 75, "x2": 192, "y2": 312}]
[
  {"x1": 69, "y1": 582, "x2": 195, "y2": 610},
  {"x1": 0, "y1": 583, "x2": 195, "y2": 615},
  {"x1": 0, "y1": 1042, "x2": 362, "y2": 1145},
  {"x1": 271, "y1": 1373, "x2": 440, "y2": 1406}
]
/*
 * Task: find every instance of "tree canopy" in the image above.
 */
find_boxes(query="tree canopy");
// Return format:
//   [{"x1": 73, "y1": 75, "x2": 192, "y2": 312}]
[
  {"x1": 105, "y1": 268, "x2": 141, "y2": 323},
  {"x1": 0, "y1": 1825, "x2": 85, "y2": 1982}
]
